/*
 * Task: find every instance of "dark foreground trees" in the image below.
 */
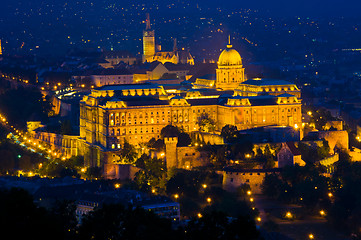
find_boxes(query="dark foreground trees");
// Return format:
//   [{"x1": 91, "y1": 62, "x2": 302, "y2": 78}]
[{"x1": 0, "y1": 187, "x2": 260, "y2": 240}]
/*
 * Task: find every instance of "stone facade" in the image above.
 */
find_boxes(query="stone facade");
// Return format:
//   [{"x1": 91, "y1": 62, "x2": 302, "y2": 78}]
[{"x1": 222, "y1": 168, "x2": 281, "y2": 194}]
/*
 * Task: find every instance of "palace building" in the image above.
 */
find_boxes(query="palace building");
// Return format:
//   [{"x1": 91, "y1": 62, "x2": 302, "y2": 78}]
[{"x1": 77, "y1": 41, "x2": 301, "y2": 167}]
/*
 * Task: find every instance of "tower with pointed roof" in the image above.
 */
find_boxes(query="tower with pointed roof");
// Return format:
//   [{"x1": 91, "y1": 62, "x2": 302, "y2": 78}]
[
  {"x1": 143, "y1": 13, "x2": 155, "y2": 63},
  {"x1": 216, "y1": 37, "x2": 245, "y2": 90}
]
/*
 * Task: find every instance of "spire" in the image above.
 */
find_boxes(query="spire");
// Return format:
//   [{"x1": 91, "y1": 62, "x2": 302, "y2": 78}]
[
  {"x1": 227, "y1": 35, "x2": 232, "y2": 49},
  {"x1": 0, "y1": 40, "x2": 2, "y2": 55},
  {"x1": 146, "y1": 13, "x2": 151, "y2": 30},
  {"x1": 173, "y1": 38, "x2": 177, "y2": 52}
]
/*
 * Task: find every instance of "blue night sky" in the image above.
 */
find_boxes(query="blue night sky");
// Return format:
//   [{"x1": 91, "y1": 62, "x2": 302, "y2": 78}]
[{"x1": 223, "y1": 0, "x2": 361, "y2": 17}]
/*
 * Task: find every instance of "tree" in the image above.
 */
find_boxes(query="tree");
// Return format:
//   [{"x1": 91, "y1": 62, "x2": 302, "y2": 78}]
[
  {"x1": 147, "y1": 138, "x2": 165, "y2": 151},
  {"x1": 85, "y1": 167, "x2": 102, "y2": 179},
  {"x1": 118, "y1": 140, "x2": 137, "y2": 164},
  {"x1": 221, "y1": 125, "x2": 239, "y2": 143},
  {"x1": 134, "y1": 154, "x2": 167, "y2": 191},
  {"x1": 78, "y1": 204, "x2": 177, "y2": 240},
  {"x1": 261, "y1": 174, "x2": 284, "y2": 199},
  {"x1": 161, "y1": 125, "x2": 181, "y2": 138},
  {"x1": 0, "y1": 188, "x2": 65, "y2": 240},
  {"x1": 178, "y1": 132, "x2": 192, "y2": 147},
  {"x1": 185, "y1": 211, "x2": 259, "y2": 240},
  {"x1": 197, "y1": 113, "x2": 216, "y2": 132}
]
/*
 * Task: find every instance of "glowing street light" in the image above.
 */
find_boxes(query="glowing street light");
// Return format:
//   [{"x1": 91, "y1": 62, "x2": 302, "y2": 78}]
[
  {"x1": 309, "y1": 233, "x2": 314, "y2": 239},
  {"x1": 256, "y1": 217, "x2": 261, "y2": 222},
  {"x1": 202, "y1": 184, "x2": 207, "y2": 189},
  {"x1": 247, "y1": 190, "x2": 252, "y2": 196},
  {"x1": 206, "y1": 197, "x2": 212, "y2": 203},
  {"x1": 114, "y1": 183, "x2": 120, "y2": 189},
  {"x1": 320, "y1": 210, "x2": 326, "y2": 216},
  {"x1": 250, "y1": 198, "x2": 254, "y2": 202},
  {"x1": 197, "y1": 213, "x2": 203, "y2": 218},
  {"x1": 285, "y1": 211, "x2": 292, "y2": 219},
  {"x1": 174, "y1": 194, "x2": 179, "y2": 199},
  {"x1": 328, "y1": 192, "x2": 333, "y2": 198}
]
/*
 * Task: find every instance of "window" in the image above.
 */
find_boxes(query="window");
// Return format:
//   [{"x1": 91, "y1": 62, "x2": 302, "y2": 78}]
[{"x1": 230, "y1": 178, "x2": 234, "y2": 182}]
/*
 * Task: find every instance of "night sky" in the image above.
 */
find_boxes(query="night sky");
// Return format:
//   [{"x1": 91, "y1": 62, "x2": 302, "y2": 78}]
[{"x1": 211, "y1": 0, "x2": 361, "y2": 17}]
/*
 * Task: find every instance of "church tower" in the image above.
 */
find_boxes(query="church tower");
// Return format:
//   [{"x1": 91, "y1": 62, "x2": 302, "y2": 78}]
[
  {"x1": 142, "y1": 14, "x2": 155, "y2": 63},
  {"x1": 0, "y1": 40, "x2": 2, "y2": 55},
  {"x1": 216, "y1": 37, "x2": 245, "y2": 90}
]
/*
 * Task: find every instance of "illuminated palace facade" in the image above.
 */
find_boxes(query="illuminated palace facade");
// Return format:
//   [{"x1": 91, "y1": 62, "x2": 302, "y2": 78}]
[{"x1": 78, "y1": 42, "x2": 301, "y2": 167}]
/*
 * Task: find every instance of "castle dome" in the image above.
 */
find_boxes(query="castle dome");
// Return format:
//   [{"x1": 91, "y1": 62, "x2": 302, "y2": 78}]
[{"x1": 217, "y1": 44, "x2": 242, "y2": 67}]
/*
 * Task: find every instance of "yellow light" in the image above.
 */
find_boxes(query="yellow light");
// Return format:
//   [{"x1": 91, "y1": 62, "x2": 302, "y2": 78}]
[
  {"x1": 309, "y1": 233, "x2": 314, "y2": 239},
  {"x1": 28, "y1": 171, "x2": 34, "y2": 177},
  {"x1": 257, "y1": 217, "x2": 261, "y2": 222},
  {"x1": 197, "y1": 213, "x2": 203, "y2": 218},
  {"x1": 328, "y1": 192, "x2": 333, "y2": 197},
  {"x1": 294, "y1": 124, "x2": 299, "y2": 129},
  {"x1": 250, "y1": 198, "x2": 254, "y2": 202},
  {"x1": 57, "y1": 82, "x2": 61, "y2": 86},
  {"x1": 114, "y1": 183, "x2": 120, "y2": 189},
  {"x1": 151, "y1": 189, "x2": 156, "y2": 193},
  {"x1": 202, "y1": 184, "x2": 207, "y2": 189},
  {"x1": 307, "y1": 111, "x2": 312, "y2": 116},
  {"x1": 320, "y1": 210, "x2": 325, "y2": 216},
  {"x1": 247, "y1": 191, "x2": 252, "y2": 195},
  {"x1": 174, "y1": 194, "x2": 179, "y2": 199},
  {"x1": 286, "y1": 212, "x2": 292, "y2": 218},
  {"x1": 81, "y1": 168, "x2": 86, "y2": 173},
  {"x1": 160, "y1": 152, "x2": 165, "y2": 157},
  {"x1": 245, "y1": 154, "x2": 251, "y2": 158},
  {"x1": 207, "y1": 197, "x2": 212, "y2": 203},
  {"x1": 39, "y1": 163, "x2": 43, "y2": 168},
  {"x1": 81, "y1": 84, "x2": 85, "y2": 88},
  {"x1": 41, "y1": 87, "x2": 45, "y2": 90},
  {"x1": 62, "y1": 157, "x2": 66, "y2": 160},
  {"x1": 48, "y1": 150, "x2": 52, "y2": 153}
]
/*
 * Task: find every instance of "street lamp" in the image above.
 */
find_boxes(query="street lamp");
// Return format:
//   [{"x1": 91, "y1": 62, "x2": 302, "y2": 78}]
[
  {"x1": 206, "y1": 197, "x2": 212, "y2": 203},
  {"x1": 309, "y1": 233, "x2": 314, "y2": 239}
]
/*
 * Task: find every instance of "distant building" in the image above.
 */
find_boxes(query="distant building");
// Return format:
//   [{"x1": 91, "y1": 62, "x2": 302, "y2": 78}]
[
  {"x1": 142, "y1": 14, "x2": 194, "y2": 65},
  {"x1": 90, "y1": 68, "x2": 133, "y2": 87},
  {"x1": 277, "y1": 142, "x2": 305, "y2": 168}
]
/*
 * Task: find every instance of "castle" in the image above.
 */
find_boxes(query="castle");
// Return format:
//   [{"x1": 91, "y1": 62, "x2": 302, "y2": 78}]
[
  {"x1": 142, "y1": 14, "x2": 194, "y2": 65},
  {"x1": 75, "y1": 40, "x2": 301, "y2": 168},
  {"x1": 29, "y1": 22, "x2": 302, "y2": 174}
]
